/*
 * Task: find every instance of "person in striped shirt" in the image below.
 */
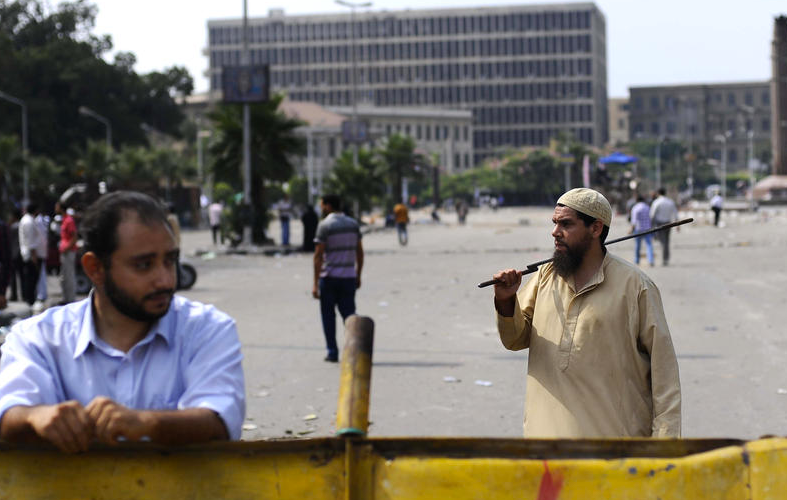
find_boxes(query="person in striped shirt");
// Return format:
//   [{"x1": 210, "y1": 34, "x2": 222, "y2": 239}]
[{"x1": 312, "y1": 195, "x2": 364, "y2": 362}]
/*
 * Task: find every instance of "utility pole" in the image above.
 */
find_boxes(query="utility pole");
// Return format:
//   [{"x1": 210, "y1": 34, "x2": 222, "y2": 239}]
[{"x1": 241, "y1": 0, "x2": 253, "y2": 245}]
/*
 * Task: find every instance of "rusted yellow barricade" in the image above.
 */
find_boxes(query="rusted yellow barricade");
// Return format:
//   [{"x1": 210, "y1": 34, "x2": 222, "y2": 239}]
[{"x1": 1, "y1": 315, "x2": 785, "y2": 499}]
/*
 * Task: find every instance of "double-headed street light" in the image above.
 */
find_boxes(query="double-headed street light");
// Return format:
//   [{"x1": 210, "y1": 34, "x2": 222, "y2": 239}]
[
  {"x1": 78, "y1": 106, "x2": 112, "y2": 160},
  {"x1": 714, "y1": 131, "x2": 731, "y2": 199},
  {"x1": 0, "y1": 90, "x2": 29, "y2": 204},
  {"x1": 335, "y1": 0, "x2": 372, "y2": 170}
]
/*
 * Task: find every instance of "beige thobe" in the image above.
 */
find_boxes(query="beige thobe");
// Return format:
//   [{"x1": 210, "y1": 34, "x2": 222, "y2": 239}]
[{"x1": 497, "y1": 252, "x2": 681, "y2": 438}]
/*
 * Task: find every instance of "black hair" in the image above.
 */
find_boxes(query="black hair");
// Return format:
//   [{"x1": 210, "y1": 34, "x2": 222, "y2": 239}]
[
  {"x1": 25, "y1": 202, "x2": 38, "y2": 214},
  {"x1": 658, "y1": 187, "x2": 666, "y2": 196},
  {"x1": 322, "y1": 194, "x2": 342, "y2": 212},
  {"x1": 557, "y1": 203, "x2": 609, "y2": 245},
  {"x1": 81, "y1": 191, "x2": 169, "y2": 266}
]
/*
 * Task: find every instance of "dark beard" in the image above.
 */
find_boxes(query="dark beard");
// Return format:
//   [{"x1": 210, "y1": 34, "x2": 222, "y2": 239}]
[
  {"x1": 552, "y1": 235, "x2": 591, "y2": 279},
  {"x1": 104, "y1": 271, "x2": 173, "y2": 323}
]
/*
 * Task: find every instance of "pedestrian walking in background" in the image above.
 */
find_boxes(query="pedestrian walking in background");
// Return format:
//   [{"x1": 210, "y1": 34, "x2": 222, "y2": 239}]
[
  {"x1": 312, "y1": 195, "x2": 364, "y2": 363},
  {"x1": 710, "y1": 192, "x2": 723, "y2": 227},
  {"x1": 34, "y1": 210, "x2": 49, "y2": 310},
  {"x1": 300, "y1": 204, "x2": 318, "y2": 252},
  {"x1": 208, "y1": 200, "x2": 224, "y2": 245},
  {"x1": 393, "y1": 201, "x2": 409, "y2": 245},
  {"x1": 491, "y1": 188, "x2": 681, "y2": 438},
  {"x1": 7, "y1": 210, "x2": 21, "y2": 303},
  {"x1": 19, "y1": 203, "x2": 43, "y2": 308},
  {"x1": 275, "y1": 194, "x2": 293, "y2": 247},
  {"x1": 650, "y1": 188, "x2": 679, "y2": 266},
  {"x1": 456, "y1": 199, "x2": 469, "y2": 225},
  {"x1": 630, "y1": 195, "x2": 654, "y2": 267},
  {"x1": 57, "y1": 203, "x2": 78, "y2": 304}
]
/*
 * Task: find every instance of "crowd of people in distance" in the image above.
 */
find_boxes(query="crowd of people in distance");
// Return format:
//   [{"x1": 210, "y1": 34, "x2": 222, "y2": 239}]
[{"x1": 0, "y1": 201, "x2": 81, "y2": 312}]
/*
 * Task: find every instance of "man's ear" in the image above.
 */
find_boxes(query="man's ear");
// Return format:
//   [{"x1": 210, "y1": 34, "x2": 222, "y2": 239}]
[
  {"x1": 591, "y1": 220, "x2": 604, "y2": 238},
  {"x1": 81, "y1": 252, "x2": 105, "y2": 288}
]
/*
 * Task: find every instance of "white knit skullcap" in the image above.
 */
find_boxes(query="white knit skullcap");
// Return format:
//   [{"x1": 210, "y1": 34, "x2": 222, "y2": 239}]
[{"x1": 556, "y1": 188, "x2": 612, "y2": 227}]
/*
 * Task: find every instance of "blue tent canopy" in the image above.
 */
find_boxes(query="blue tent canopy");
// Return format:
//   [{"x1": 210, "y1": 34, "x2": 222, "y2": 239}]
[{"x1": 598, "y1": 151, "x2": 638, "y2": 164}]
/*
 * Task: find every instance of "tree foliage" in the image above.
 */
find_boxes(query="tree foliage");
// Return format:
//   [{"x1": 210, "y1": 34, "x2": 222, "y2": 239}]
[
  {"x1": 324, "y1": 148, "x2": 385, "y2": 213},
  {"x1": 377, "y1": 134, "x2": 426, "y2": 203},
  {"x1": 0, "y1": 0, "x2": 193, "y2": 168},
  {"x1": 208, "y1": 94, "x2": 306, "y2": 243}
]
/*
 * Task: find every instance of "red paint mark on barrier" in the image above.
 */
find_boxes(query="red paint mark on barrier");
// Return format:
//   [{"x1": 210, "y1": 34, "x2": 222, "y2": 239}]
[{"x1": 537, "y1": 461, "x2": 564, "y2": 500}]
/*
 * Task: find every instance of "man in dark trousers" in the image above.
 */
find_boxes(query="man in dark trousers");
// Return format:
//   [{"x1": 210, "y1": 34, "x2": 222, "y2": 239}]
[
  {"x1": 312, "y1": 195, "x2": 364, "y2": 362},
  {"x1": 300, "y1": 204, "x2": 318, "y2": 252}
]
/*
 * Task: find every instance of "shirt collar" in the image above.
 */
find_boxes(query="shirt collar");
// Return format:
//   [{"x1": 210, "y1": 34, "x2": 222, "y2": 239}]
[
  {"x1": 73, "y1": 291, "x2": 175, "y2": 359},
  {"x1": 565, "y1": 253, "x2": 610, "y2": 295}
]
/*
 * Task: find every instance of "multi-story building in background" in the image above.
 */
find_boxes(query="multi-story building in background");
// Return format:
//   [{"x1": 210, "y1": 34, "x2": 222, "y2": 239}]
[
  {"x1": 206, "y1": 2, "x2": 608, "y2": 166},
  {"x1": 607, "y1": 97, "x2": 628, "y2": 146},
  {"x1": 628, "y1": 82, "x2": 771, "y2": 171}
]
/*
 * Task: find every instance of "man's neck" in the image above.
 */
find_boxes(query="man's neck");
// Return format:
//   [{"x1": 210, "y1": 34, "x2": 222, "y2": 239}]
[
  {"x1": 92, "y1": 293, "x2": 152, "y2": 353},
  {"x1": 573, "y1": 245, "x2": 605, "y2": 291}
]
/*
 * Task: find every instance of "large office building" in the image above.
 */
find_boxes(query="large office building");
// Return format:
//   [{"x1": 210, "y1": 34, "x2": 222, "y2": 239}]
[
  {"x1": 607, "y1": 97, "x2": 629, "y2": 146},
  {"x1": 206, "y1": 3, "x2": 608, "y2": 166},
  {"x1": 628, "y1": 82, "x2": 771, "y2": 171}
]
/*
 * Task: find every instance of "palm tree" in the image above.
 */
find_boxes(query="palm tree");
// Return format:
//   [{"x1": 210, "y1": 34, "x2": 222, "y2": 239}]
[
  {"x1": 378, "y1": 134, "x2": 426, "y2": 204},
  {"x1": 209, "y1": 94, "x2": 306, "y2": 243},
  {"x1": 324, "y1": 147, "x2": 385, "y2": 214}
]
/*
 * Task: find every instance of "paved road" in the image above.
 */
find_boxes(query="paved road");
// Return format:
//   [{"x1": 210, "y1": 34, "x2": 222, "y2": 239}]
[{"x1": 177, "y1": 205, "x2": 787, "y2": 440}]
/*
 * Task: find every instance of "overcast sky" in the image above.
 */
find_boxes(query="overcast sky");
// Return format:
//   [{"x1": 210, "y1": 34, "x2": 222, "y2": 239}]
[{"x1": 90, "y1": 0, "x2": 785, "y2": 97}]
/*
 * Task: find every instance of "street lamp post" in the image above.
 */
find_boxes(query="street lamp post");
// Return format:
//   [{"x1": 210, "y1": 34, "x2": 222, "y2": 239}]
[
  {"x1": 747, "y1": 129, "x2": 755, "y2": 210},
  {"x1": 78, "y1": 106, "x2": 112, "y2": 159},
  {"x1": 240, "y1": 0, "x2": 253, "y2": 245},
  {"x1": 654, "y1": 135, "x2": 665, "y2": 190},
  {"x1": 0, "y1": 90, "x2": 29, "y2": 203},
  {"x1": 335, "y1": 0, "x2": 372, "y2": 169},
  {"x1": 714, "y1": 133, "x2": 730, "y2": 199},
  {"x1": 738, "y1": 105, "x2": 756, "y2": 211}
]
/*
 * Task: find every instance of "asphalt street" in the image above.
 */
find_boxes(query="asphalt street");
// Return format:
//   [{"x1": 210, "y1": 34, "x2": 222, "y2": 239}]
[{"x1": 176, "y1": 204, "x2": 787, "y2": 441}]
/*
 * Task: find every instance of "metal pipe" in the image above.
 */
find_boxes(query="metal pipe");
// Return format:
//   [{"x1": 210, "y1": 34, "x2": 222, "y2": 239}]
[
  {"x1": 477, "y1": 218, "x2": 694, "y2": 288},
  {"x1": 335, "y1": 315, "x2": 374, "y2": 436}
]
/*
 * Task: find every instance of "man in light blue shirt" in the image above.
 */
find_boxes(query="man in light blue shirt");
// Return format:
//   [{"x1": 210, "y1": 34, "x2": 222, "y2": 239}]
[{"x1": 0, "y1": 191, "x2": 245, "y2": 452}]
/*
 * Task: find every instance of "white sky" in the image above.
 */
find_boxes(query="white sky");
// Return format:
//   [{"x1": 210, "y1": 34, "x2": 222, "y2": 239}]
[{"x1": 90, "y1": 0, "x2": 785, "y2": 97}]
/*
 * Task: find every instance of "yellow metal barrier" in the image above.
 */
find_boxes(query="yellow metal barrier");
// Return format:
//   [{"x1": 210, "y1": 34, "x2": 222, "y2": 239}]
[{"x1": 0, "y1": 315, "x2": 785, "y2": 499}]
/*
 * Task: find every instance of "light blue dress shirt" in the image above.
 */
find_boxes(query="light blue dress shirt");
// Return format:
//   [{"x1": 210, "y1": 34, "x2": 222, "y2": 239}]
[{"x1": 0, "y1": 294, "x2": 246, "y2": 440}]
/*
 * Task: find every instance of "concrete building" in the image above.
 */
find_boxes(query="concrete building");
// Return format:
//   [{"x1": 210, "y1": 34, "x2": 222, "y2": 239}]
[
  {"x1": 181, "y1": 93, "x2": 472, "y2": 200},
  {"x1": 607, "y1": 97, "x2": 628, "y2": 146},
  {"x1": 206, "y1": 2, "x2": 609, "y2": 165},
  {"x1": 326, "y1": 105, "x2": 473, "y2": 173},
  {"x1": 628, "y1": 82, "x2": 771, "y2": 171}
]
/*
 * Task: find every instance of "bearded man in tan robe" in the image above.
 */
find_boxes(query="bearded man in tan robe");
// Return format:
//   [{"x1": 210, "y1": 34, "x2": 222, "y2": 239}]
[{"x1": 492, "y1": 188, "x2": 681, "y2": 438}]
